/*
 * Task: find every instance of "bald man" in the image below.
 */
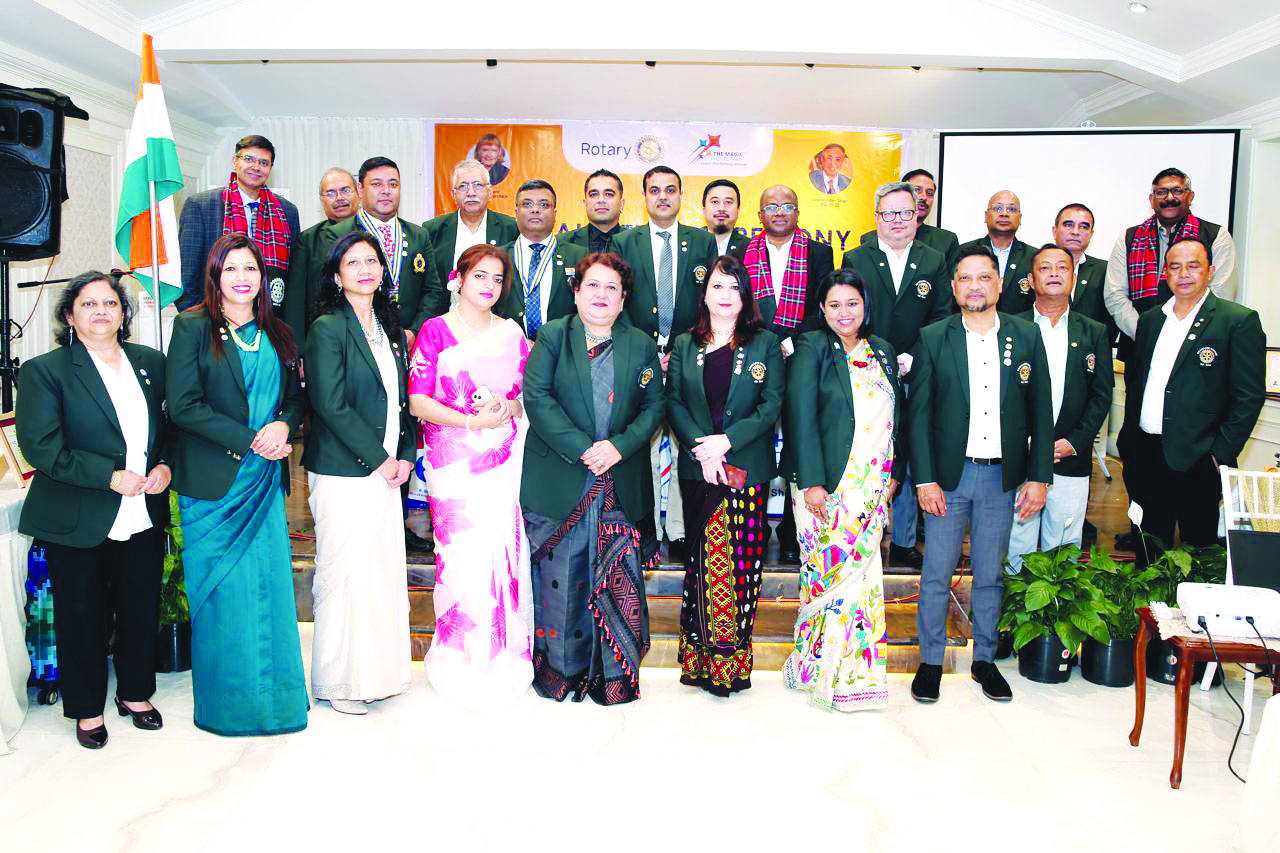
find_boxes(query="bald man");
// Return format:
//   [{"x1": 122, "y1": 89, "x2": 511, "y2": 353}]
[
  {"x1": 283, "y1": 167, "x2": 358, "y2": 342},
  {"x1": 957, "y1": 190, "x2": 1039, "y2": 314}
]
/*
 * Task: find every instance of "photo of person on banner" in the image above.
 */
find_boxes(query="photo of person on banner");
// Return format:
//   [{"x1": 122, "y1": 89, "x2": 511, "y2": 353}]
[
  {"x1": 809, "y1": 143, "x2": 852, "y2": 195},
  {"x1": 468, "y1": 133, "x2": 511, "y2": 186}
]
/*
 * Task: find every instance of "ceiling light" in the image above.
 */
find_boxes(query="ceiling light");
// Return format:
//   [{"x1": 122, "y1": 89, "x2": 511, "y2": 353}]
[{"x1": 1129, "y1": 2, "x2": 1149, "y2": 12}]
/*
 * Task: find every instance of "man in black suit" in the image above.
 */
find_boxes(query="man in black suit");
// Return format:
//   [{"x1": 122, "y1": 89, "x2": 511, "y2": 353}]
[
  {"x1": 958, "y1": 190, "x2": 1038, "y2": 315},
  {"x1": 702, "y1": 179, "x2": 750, "y2": 260},
  {"x1": 421, "y1": 159, "x2": 519, "y2": 291},
  {"x1": 860, "y1": 168, "x2": 959, "y2": 275},
  {"x1": 178, "y1": 134, "x2": 301, "y2": 311},
  {"x1": 561, "y1": 169, "x2": 626, "y2": 254}
]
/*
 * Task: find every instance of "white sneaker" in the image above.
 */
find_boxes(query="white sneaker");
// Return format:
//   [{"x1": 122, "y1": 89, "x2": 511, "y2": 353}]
[{"x1": 327, "y1": 698, "x2": 368, "y2": 715}]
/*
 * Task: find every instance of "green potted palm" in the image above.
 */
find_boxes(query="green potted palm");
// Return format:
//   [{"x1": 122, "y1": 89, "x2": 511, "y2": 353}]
[
  {"x1": 1081, "y1": 546, "x2": 1161, "y2": 687},
  {"x1": 155, "y1": 492, "x2": 191, "y2": 672},
  {"x1": 998, "y1": 543, "x2": 1115, "y2": 684}
]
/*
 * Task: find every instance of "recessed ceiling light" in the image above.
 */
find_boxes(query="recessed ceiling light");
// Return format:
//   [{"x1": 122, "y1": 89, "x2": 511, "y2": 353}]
[{"x1": 1129, "y1": 2, "x2": 1149, "y2": 12}]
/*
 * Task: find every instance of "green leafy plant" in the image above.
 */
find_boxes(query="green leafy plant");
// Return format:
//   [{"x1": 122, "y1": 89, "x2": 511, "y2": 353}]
[
  {"x1": 1143, "y1": 541, "x2": 1227, "y2": 606},
  {"x1": 158, "y1": 491, "x2": 189, "y2": 625},
  {"x1": 1088, "y1": 546, "x2": 1162, "y2": 641},
  {"x1": 999, "y1": 544, "x2": 1117, "y2": 653}
]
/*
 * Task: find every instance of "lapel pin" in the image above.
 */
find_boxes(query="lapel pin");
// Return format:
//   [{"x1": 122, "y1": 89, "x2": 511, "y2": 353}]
[
  {"x1": 1071, "y1": 341, "x2": 1078, "y2": 348},
  {"x1": 910, "y1": 262, "x2": 917, "y2": 269},
  {"x1": 879, "y1": 261, "x2": 886, "y2": 267},
  {"x1": 1188, "y1": 334, "x2": 1196, "y2": 340},
  {"x1": 1003, "y1": 358, "x2": 1012, "y2": 366}
]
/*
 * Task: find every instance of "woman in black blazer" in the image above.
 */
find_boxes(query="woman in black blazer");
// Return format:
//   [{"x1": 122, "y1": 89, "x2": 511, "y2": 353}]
[
  {"x1": 303, "y1": 230, "x2": 414, "y2": 714},
  {"x1": 665, "y1": 254, "x2": 783, "y2": 697},
  {"x1": 17, "y1": 271, "x2": 170, "y2": 748}
]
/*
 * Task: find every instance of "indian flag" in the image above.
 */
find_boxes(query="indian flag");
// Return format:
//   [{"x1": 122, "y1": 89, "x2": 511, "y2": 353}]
[{"x1": 114, "y1": 33, "x2": 184, "y2": 308}]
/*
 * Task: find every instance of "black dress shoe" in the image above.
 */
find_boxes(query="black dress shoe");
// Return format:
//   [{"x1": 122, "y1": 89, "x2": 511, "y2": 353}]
[
  {"x1": 888, "y1": 543, "x2": 924, "y2": 570},
  {"x1": 76, "y1": 721, "x2": 108, "y2": 749},
  {"x1": 667, "y1": 538, "x2": 687, "y2": 565},
  {"x1": 911, "y1": 663, "x2": 942, "y2": 703},
  {"x1": 405, "y1": 529, "x2": 433, "y2": 552},
  {"x1": 115, "y1": 696, "x2": 163, "y2": 730},
  {"x1": 778, "y1": 543, "x2": 801, "y2": 565},
  {"x1": 971, "y1": 660, "x2": 1013, "y2": 702}
]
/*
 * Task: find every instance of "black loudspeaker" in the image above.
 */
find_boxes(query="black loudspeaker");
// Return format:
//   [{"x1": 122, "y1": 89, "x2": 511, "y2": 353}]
[{"x1": 0, "y1": 86, "x2": 89, "y2": 261}]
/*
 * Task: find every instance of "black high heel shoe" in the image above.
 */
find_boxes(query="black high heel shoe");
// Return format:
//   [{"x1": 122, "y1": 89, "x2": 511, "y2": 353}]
[
  {"x1": 114, "y1": 696, "x2": 163, "y2": 730},
  {"x1": 76, "y1": 721, "x2": 108, "y2": 749}
]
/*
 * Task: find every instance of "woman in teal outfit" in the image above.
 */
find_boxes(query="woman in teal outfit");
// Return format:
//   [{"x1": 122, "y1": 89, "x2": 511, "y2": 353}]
[{"x1": 166, "y1": 232, "x2": 309, "y2": 736}]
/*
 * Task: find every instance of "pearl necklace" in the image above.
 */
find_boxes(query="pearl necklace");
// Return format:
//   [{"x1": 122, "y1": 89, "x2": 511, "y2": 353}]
[
  {"x1": 359, "y1": 312, "x2": 385, "y2": 349},
  {"x1": 454, "y1": 308, "x2": 494, "y2": 337}
]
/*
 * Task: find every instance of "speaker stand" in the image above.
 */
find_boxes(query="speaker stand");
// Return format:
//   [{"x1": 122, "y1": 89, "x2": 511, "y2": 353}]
[{"x1": 0, "y1": 256, "x2": 17, "y2": 412}]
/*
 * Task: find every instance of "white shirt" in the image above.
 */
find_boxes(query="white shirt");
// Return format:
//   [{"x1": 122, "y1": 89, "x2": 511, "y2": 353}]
[
  {"x1": 649, "y1": 223, "x2": 680, "y2": 344},
  {"x1": 824, "y1": 174, "x2": 840, "y2": 194},
  {"x1": 239, "y1": 187, "x2": 260, "y2": 237},
  {"x1": 765, "y1": 235, "x2": 795, "y2": 304},
  {"x1": 1138, "y1": 290, "x2": 1210, "y2": 434},
  {"x1": 453, "y1": 211, "x2": 488, "y2": 267},
  {"x1": 88, "y1": 349, "x2": 153, "y2": 541},
  {"x1": 878, "y1": 238, "x2": 914, "y2": 294},
  {"x1": 963, "y1": 316, "x2": 1003, "y2": 459},
  {"x1": 515, "y1": 234, "x2": 556, "y2": 327},
  {"x1": 991, "y1": 241, "x2": 1012, "y2": 279},
  {"x1": 1032, "y1": 304, "x2": 1070, "y2": 425},
  {"x1": 714, "y1": 231, "x2": 733, "y2": 257}
]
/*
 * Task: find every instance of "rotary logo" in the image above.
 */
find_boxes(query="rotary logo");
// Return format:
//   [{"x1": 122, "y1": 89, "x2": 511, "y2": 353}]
[
  {"x1": 269, "y1": 277, "x2": 286, "y2": 306},
  {"x1": 1017, "y1": 362, "x2": 1031, "y2": 383},
  {"x1": 1018, "y1": 276, "x2": 1031, "y2": 294},
  {"x1": 915, "y1": 280, "x2": 931, "y2": 298},
  {"x1": 1197, "y1": 346, "x2": 1218, "y2": 366},
  {"x1": 1085, "y1": 352, "x2": 1096, "y2": 372},
  {"x1": 749, "y1": 361, "x2": 766, "y2": 382},
  {"x1": 693, "y1": 265, "x2": 708, "y2": 284},
  {"x1": 635, "y1": 135, "x2": 664, "y2": 164},
  {"x1": 639, "y1": 367, "x2": 655, "y2": 387}
]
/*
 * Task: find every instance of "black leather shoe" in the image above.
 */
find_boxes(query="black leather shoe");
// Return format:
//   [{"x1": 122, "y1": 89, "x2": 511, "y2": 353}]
[
  {"x1": 115, "y1": 696, "x2": 163, "y2": 730},
  {"x1": 994, "y1": 631, "x2": 1015, "y2": 661},
  {"x1": 1114, "y1": 531, "x2": 1139, "y2": 551},
  {"x1": 405, "y1": 529, "x2": 433, "y2": 552},
  {"x1": 971, "y1": 660, "x2": 1013, "y2": 702},
  {"x1": 778, "y1": 543, "x2": 801, "y2": 565},
  {"x1": 888, "y1": 543, "x2": 924, "y2": 570},
  {"x1": 76, "y1": 721, "x2": 108, "y2": 749},
  {"x1": 667, "y1": 538, "x2": 687, "y2": 565},
  {"x1": 911, "y1": 663, "x2": 942, "y2": 703}
]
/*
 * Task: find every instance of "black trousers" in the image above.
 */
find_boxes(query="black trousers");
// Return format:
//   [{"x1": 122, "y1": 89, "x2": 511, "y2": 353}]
[
  {"x1": 1122, "y1": 431, "x2": 1221, "y2": 551},
  {"x1": 39, "y1": 527, "x2": 164, "y2": 719}
]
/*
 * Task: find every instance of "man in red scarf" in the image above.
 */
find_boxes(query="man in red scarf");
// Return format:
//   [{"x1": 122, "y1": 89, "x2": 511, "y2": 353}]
[{"x1": 178, "y1": 135, "x2": 301, "y2": 311}]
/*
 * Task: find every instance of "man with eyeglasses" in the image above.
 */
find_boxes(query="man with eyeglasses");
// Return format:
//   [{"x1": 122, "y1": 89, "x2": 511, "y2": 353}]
[
  {"x1": 562, "y1": 169, "x2": 627, "y2": 255},
  {"x1": 497, "y1": 180, "x2": 585, "y2": 338},
  {"x1": 283, "y1": 168, "x2": 357, "y2": 340},
  {"x1": 843, "y1": 181, "x2": 950, "y2": 569},
  {"x1": 178, "y1": 134, "x2": 301, "y2": 311},
  {"x1": 422, "y1": 159, "x2": 519, "y2": 294},
  {"x1": 742, "y1": 184, "x2": 833, "y2": 563},
  {"x1": 860, "y1": 169, "x2": 959, "y2": 276},
  {"x1": 810, "y1": 143, "x2": 851, "y2": 195},
  {"x1": 958, "y1": 190, "x2": 1038, "y2": 315},
  {"x1": 702, "y1": 179, "x2": 751, "y2": 260}
]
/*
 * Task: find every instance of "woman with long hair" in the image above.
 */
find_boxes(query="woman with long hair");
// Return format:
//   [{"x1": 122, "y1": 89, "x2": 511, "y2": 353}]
[{"x1": 166, "y1": 232, "x2": 309, "y2": 736}]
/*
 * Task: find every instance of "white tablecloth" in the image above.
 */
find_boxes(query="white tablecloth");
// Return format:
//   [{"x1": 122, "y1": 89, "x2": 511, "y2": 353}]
[
  {"x1": 1239, "y1": 693, "x2": 1280, "y2": 851},
  {"x1": 0, "y1": 482, "x2": 31, "y2": 755}
]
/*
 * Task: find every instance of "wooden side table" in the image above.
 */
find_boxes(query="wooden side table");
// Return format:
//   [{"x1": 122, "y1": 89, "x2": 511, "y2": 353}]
[{"x1": 1129, "y1": 607, "x2": 1279, "y2": 788}]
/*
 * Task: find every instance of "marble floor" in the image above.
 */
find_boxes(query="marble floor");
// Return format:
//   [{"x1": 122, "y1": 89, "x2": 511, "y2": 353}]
[{"x1": 1, "y1": 623, "x2": 1273, "y2": 853}]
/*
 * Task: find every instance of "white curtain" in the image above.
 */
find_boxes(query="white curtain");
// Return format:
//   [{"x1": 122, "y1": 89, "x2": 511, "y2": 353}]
[{"x1": 205, "y1": 118, "x2": 431, "y2": 230}]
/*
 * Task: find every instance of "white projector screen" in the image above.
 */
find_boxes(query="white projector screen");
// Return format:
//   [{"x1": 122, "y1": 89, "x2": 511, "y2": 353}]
[{"x1": 936, "y1": 129, "x2": 1240, "y2": 267}]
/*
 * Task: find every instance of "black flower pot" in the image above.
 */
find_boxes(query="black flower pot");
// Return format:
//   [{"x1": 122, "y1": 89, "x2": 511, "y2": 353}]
[
  {"x1": 1145, "y1": 637, "x2": 1223, "y2": 687},
  {"x1": 1080, "y1": 636, "x2": 1135, "y2": 687},
  {"x1": 1017, "y1": 634, "x2": 1073, "y2": 684},
  {"x1": 995, "y1": 630, "x2": 1015, "y2": 661},
  {"x1": 155, "y1": 621, "x2": 192, "y2": 673}
]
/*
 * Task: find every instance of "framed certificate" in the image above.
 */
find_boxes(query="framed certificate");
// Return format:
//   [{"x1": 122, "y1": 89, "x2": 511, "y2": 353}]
[{"x1": 0, "y1": 412, "x2": 34, "y2": 488}]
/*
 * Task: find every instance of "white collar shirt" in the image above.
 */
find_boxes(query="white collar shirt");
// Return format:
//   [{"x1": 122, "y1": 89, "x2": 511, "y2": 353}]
[
  {"x1": 1139, "y1": 290, "x2": 1211, "y2": 434},
  {"x1": 765, "y1": 235, "x2": 795, "y2": 303},
  {"x1": 516, "y1": 233, "x2": 557, "y2": 326},
  {"x1": 963, "y1": 316, "x2": 1003, "y2": 459},
  {"x1": 878, "y1": 238, "x2": 914, "y2": 294},
  {"x1": 649, "y1": 222, "x2": 680, "y2": 343},
  {"x1": 1032, "y1": 304, "x2": 1070, "y2": 424},
  {"x1": 453, "y1": 211, "x2": 489, "y2": 267},
  {"x1": 87, "y1": 348, "x2": 153, "y2": 541},
  {"x1": 991, "y1": 241, "x2": 1013, "y2": 279}
]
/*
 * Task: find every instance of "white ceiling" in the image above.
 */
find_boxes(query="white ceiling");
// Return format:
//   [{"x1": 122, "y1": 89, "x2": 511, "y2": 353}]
[{"x1": 1033, "y1": 0, "x2": 1280, "y2": 53}]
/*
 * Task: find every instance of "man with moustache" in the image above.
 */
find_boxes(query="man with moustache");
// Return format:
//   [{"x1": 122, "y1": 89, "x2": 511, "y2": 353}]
[
  {"x1": 1051, "y1": 203, "x2": 1111, "y2": 330},
  {"x1": 843, "y1": 181, "x2": 950, "y2": 569},
  {"x1": 1006, "y1": 245, "x2": 1113, "y2": 571},
  {"x1": 860, "y1": 169, "x2": 959, "y2": 274},
  {"x1": 702, "y1": 179, "x2": 751, "y2": 260},
  {"x1": 1118, "y1": 238, "x2": 1263, "y2": 552},
  {"x1": 561, "y1": 169, "x2": 626, "y2": 254},
  {"x1": 283, "y1": 168, "x2": 357, "y2": 336},
  {"x1": 422, "y1": 158, "x2": 520, "y2": 291},
  {"x1": 742, "y1": 183, "x2": 834, "y2": 562},
  {"x1": 613, "y1": 165, "x2": 718, "y2": 562},
  {"x1": 497, "y1": 180, "x2": 586, "y2": 338},
  {"x1": 958, "y1": 190, "x2": 1038, "y2": 315},
  {"x1": 909, "y1": 244, "x2": 1053, "y2": 703}
]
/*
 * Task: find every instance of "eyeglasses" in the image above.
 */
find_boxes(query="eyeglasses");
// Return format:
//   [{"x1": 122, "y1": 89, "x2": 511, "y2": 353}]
[
  {"x1": 454, "y1": 181, "x2": 489, "y2": 193},
  {"x1": 237, "y1": 153, "x2": 272, "y2": 169},
  {"x1": 321, "y1": 187, "x2": 354, "y2": 199},
  {"x1": 988, "y1": 204, "x2": 1019, "y2": 214},
  {"x1": 519, "y1": 200, "x2": 553, "y2": 211},
  {"x1": 876, "y1": 209, "x2": 917, "y2": 222},
  {"x1": 762, "y1": 203, "x2": 797, "y2": 215},
  {"x1": 1152, "y1": 187, "x2": 1189, "y2": 199}
]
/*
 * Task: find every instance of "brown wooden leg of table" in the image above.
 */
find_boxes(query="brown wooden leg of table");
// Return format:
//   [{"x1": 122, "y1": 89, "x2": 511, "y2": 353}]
[
  {"x1": 1170, "y1": 651, "x2": 1194, "y2": 789},
  {"x1": 1130, "y1": 618, "x2": 1150, "y2": 747}
]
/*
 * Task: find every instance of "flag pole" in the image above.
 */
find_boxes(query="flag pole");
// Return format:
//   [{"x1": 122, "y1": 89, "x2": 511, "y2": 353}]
[{"x1": 147, "y1": 179, "x2": 165, "y2": 353}]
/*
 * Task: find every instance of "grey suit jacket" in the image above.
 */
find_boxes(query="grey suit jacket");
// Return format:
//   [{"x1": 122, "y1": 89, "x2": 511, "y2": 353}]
[{"x1": 809, "y1": 172, "x2": 851, "y2": 194}]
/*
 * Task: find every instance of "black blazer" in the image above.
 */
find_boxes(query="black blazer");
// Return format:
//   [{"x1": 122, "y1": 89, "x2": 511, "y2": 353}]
[
  {"x1": 302, "y1": 304, "x2": 416, "y2": 476},
  {"x1": 17, "y1": 341, "x2": 169, "y2": 548},
  {"x1": 782, "y1": 331, "x2": 906, "y2": 492},
  {"x1": 166, "y1": 311, "x2": 307, "y2": 501}
]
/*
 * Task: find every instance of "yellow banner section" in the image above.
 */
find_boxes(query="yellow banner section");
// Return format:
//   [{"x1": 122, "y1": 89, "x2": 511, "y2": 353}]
[{"x1": 434, "y1": 124, "x2": 901, "y2": 256}]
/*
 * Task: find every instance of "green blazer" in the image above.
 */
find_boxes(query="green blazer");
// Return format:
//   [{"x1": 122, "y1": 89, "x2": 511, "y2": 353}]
[
  {"x1": 958, "y1": 236, "x2": 1039, "y2": 315},
  {"x1": 715, "y1": 228, "x2": 752, "y2": 261},
  {"x1": 781, "y1": 331, "x2": 906, "y2": 492},
  {"x1": 1118, "y1": 293, "x2": 1265, "y2": 471},
  {"x1": 521, "y1": 315, "x2": 664, "y2": 524},
  {"x1": 494, "y1": 239, "x2": 586, "y2": 336},
  {"x1": 421, "y1": 210, "x2": 519, "y2": 290},
  {"x1": 1071, "y1": 254, "x2": 1118, "y2": 346},
  {"x1": 283, "y1": 219, "x2": 334, "y2": 343},
  {"x1": 166, "y1": 311, "x2": 308, "y2": 501},
  {"x1": 302, "y1": 304, "x2": 416, "y2": 476},
  {"x1": 861, "y1": 223, "x2": 959, "y2": 277},
  {"x1": 17, "y1": 341, "x2": 169, "y2": 548},
  {"x1": 614, "y1": 223, "x2": 718, "y2": 345},
  {"x1": 560, "y1": 223, "x2": 626, "y2": 254},
  {"x1": 1019, "y1": 309, "x2": 1115, "y2": 478},
  {"x1": 841, "y1": 240, "x2": 950, "y2": 358},
  {"x1": 665, "y1": 330, "x2": 784, "y2": 484},
  {"x1": 908, "y1": 313, "x2": 1054, "y2": 492}
]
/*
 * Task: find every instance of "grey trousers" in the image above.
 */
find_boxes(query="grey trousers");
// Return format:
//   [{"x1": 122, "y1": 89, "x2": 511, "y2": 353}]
[{"x1": 918, "y1": 461, "x2": 1014, "y2": 665}]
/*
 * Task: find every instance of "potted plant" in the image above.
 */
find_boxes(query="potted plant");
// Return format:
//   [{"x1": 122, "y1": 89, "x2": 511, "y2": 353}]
[
  {"x1": 998, "y1": 544, "x2": 1115, "y2": 684},
  {"x1": 1081, "y1": 546, "x2": 1162, "y2": 687},
  {"x1": 155, "y1": 492, "x2": 191, "y2": 673},
  {"x1": 1141, "y1": 542, "x2": 1227, "y2": 686}
]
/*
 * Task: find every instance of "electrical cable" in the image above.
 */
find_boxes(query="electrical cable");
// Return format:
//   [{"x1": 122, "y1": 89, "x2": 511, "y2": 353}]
[
  {"x1": 1246, "y1": 615, "x2": 1275, "y2": 686},
  {"x1": 1198, "y1": 616, "x2": 1248, "y2": 783}
]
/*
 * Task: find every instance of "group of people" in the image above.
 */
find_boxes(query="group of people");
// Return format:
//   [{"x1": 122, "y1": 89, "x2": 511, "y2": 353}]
[{"x1": 16, "y1": 132, "x2": 1266, "y2": 749}]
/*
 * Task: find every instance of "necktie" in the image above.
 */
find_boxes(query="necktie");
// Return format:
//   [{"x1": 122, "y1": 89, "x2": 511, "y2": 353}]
[
  {"x1": 827, "y1": 178, "x2": 836, "y2": 194},
  {"x1": 247, "y1": 200, "x2": 259, "y2": 237},
  {"x1": 657, "y1": 231, "x2": 674, "y2": 339},
  {"x1": 525, "y1": 243, "x2": 545, "y2": 338}
]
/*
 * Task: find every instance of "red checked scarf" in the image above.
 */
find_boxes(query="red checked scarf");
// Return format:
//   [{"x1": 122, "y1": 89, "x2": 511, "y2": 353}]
[
  {"x1": 744, "y1": 229, "x2": 810, "y2": 329},
  {"x1": 222, "y1": 172, "x2": 293, "y2": 270},
  {"x1": 1126, "y1": 212, "x2": 1202, "y2": 301}
]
